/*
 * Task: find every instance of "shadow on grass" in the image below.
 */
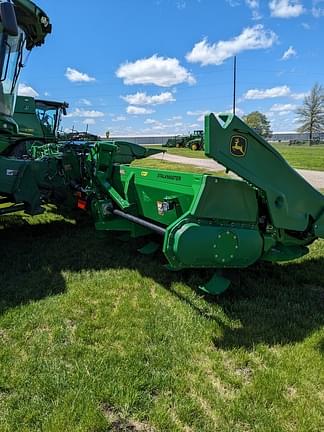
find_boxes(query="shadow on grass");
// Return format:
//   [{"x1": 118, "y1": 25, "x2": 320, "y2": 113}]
[{"x1": 0, "y1": 214, "x2": 323, "y2": 350}]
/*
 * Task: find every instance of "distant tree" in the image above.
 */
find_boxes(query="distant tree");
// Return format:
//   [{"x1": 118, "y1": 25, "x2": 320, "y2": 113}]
[
  {"x1": 242, "y1": 111, "x2": 272, "y2": 138},
  {"x1": 295, "y1": 83, "x2": 324, "y2": 144},
  {"x1": 106, "y1": 130, "x2": 110, "y2": 139}
]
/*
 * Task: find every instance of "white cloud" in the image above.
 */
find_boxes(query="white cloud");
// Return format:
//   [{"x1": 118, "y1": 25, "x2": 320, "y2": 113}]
[
  {"x1": 144, "y1": 118, "x2": 158, "y2": 124},
  {"x1": 66, "y1": 108, "x2": 104, "y2": 118},
  {"x1": 121, "y1": 91, "x2": 175, "y2": 106},
  {"x1": 176, "y1": 0, "x2": 186, "y2": 9},
  {"x1": 186, "y1": 25, "x2": 277, "y2": 66},
  {"x1": 270, "y1": 103, "x2": 297, "y2": 111},
  {"x1": 244, "y1": 85, "x2": 291, "y2": 99},
  {"x1": 312, "y1": 0, "x2": 324, "y2": 17},
  {"x1": 168, "y1": 115, "x2": 182, "y2": 121},
  {"x1": 126, "y1": 106, "x2": 155, "y2": 115},
  {"x1": 291, "y1": 91, "x2": 309, "y2": 100},
  {"x1": 281, "y1": 46, "x2": 297, "y2": 60},
  {"x1": 152, "y1": 125, "x2": 166, "y2": 131},
  {"x1": 312, "y1": 8, "x2": 324, "y2": 17},
  {"x1": 187, "y1": 110, "x2": 210, "y2": 122},
  {"x1": 44, "y1": 91, "x2": 50, "y2": 97},
  {"x1": 244, "y1": 87, "x2": 307, "y2": 101},
  {"x1": 18, "y1": 83, "x2": 39, "y2": 98},
  {"x1": 187, "y1": 110, "x2": 210, "y2": 116},
  {"x1": 82, "y1": 118, "x2": 96, "y2": 125},
  {"x1": 226, "y1": 0, "x2": 240, "y2": 6},
  {"x1": 233, "y1": 107, "x2": 245, "y2": 117},
  {"x1": 79, "y1": 98, "x2": 92, "y2": 106},
  {"x1": 246, "y1": 0, "x2": 262, "y2": 19},
  {"x1": 302, "y1": 22, "x2": 311, "y2": 29},
  {"x1": 197, "y1": 114, "x2": 207, "y2": 122},
  {"x1": 116, "y1": 54, "x2": 195, "y2": 87},
  {"x1": 65, "y1": 67, "x2": 95, "y2": 83},
  {"x1": 269, "y1": 0, "x2": 304, "y2": 18},
  {"x1": 246, "y1": 0, "x2": 259, "y2": 6},
  {"x1": 144, "y1": 119, "x2": 171, "y2": 130},
  {"x1": 112, "y1": 115, "x2": 126, "y2": 122}
]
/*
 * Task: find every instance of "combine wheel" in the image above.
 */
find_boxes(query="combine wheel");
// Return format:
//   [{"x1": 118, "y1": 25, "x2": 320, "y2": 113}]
[{"x1": 191, "y1": 143, "x2": 198, "y2": 151}]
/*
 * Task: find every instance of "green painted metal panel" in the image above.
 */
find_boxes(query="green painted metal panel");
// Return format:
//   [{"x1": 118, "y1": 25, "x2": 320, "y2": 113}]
[
  {"x1": 205, "y1": 113, "x2": 324, "y2": 232},
  {"x1": 13, "y1": 96, "x2": 44, "y2": 138},
  {"x1": 190, "y1": 175, "x2": 258, "y2": 223},
  {"x1": 116, "y1": 165, "x2": 204, "y2": 226},
  {"x1": 166, "y1": 221, "x2": 263, "y2": 269}
]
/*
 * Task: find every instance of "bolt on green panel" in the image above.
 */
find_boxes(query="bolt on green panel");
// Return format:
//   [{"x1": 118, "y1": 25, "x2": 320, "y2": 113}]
[{"x1": 167, "y1": 221, "x2": 263, "y2": 269}]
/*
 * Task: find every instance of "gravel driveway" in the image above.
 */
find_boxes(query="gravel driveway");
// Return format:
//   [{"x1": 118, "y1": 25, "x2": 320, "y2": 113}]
[{"x1": 150, "y1": 152, "x2": 324, "y2": 190}]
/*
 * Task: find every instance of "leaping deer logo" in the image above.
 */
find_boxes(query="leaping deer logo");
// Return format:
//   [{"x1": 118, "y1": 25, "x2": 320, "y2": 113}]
[{"x1": 230, "y1": 136, "x2": 247, "y2": 157}]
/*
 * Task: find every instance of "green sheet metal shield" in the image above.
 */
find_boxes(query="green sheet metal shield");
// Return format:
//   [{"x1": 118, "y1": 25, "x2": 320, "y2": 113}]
[{"x1": 230, "y1": 135, "x2": 247, "y2": 157}]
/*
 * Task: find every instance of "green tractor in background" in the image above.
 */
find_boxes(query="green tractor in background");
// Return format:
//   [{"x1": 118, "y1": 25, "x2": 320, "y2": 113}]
[
  {"x1": 163, "y1": 129, "x2": 204, "y2": 150},
  {"x1": 163, "y1": 134, "x2": 186, "y2": 148},
  {"x1": 185, "y1": 129, "x2": 204, "y2": 151}
]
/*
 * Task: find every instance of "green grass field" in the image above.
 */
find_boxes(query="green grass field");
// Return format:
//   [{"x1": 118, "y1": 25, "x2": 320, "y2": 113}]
[
  {"x1": 0, "y1": 204, "x2": 324, "y2": 431},
  {"x1": 274, "y1": 145, "x2": 324, "y2": 171},
  {"x1": 147, "y1": 146, "x2": 209, "y2": 159},
  {"x1": 132, "y1": 158, "x2": 223, "y2": 175},
  {"x1": 150, "y1": 144, "x2": 324, "y2": 171}
]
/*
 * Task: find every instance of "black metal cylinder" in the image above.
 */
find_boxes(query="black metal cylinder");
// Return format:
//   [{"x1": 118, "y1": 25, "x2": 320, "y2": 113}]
[{"x1": 112, "y1": 209, "x2": 166, "y2": 236}]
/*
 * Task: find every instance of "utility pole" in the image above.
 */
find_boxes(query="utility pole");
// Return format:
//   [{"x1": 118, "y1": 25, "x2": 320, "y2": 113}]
[{"x1": 233, "y1": 55, "x2": 237, "y2": 116}]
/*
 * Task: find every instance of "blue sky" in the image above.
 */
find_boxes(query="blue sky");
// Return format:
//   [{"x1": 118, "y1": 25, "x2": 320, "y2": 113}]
[{"x1": 19, "y1": 0, "x2": 324, "y2": 136}]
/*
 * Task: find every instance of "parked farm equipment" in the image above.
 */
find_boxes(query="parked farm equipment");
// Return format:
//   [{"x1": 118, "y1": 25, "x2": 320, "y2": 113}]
[
  {"x1": 13, "y1": 96, "x2": 68, "y2": 143},
  {"x1": 1, "y1": 0, "x2": 324, "y2": 294},
  {"x1": 186, "y1": 129, "x2": 204, "y2": 150},
  {"x1": 163, "y1": 130, "x2": 204, "y2": 150}
]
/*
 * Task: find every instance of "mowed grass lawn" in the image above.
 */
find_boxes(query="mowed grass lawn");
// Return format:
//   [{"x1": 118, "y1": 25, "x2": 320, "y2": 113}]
[
  {"x1": 274, "y1": 145, "x2": 324, "y2": 171},
  {"x1": 151, "y1": 144, "x2": 324, "y2": 171},
  {"x1": 0, "y1": 206, "x2": 323, "y2": 432},
  {"x1": 132, "y1": 158, "x2": 224, "y2": 175}
]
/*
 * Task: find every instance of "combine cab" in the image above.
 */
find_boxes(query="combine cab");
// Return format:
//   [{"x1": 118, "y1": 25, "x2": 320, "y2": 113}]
[
  {"x1": 13, "y1": 96, "x2": 68, "y2": 142},
  {"x1": 7, "y1": 96, "x2": 68, "y2": 156}
]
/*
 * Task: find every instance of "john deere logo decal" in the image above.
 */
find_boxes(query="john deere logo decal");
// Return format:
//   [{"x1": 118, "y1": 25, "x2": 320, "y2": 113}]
[{"x1": 230, "y1": 136, "x2": 247, "y2": 157}]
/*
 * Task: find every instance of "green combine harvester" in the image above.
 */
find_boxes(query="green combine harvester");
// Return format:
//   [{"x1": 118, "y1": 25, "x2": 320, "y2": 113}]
[
  {"x1": 13, "y1": 96, "x2": 68, "y2": 143},
  {"x1": 1, "y1": 0, "x2": 324, "y2": 294}
]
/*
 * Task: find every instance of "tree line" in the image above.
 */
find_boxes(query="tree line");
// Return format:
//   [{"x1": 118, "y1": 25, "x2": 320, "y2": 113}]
[{"x1": 243, "y1": 83, "x2": 324, "y2": 144}]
